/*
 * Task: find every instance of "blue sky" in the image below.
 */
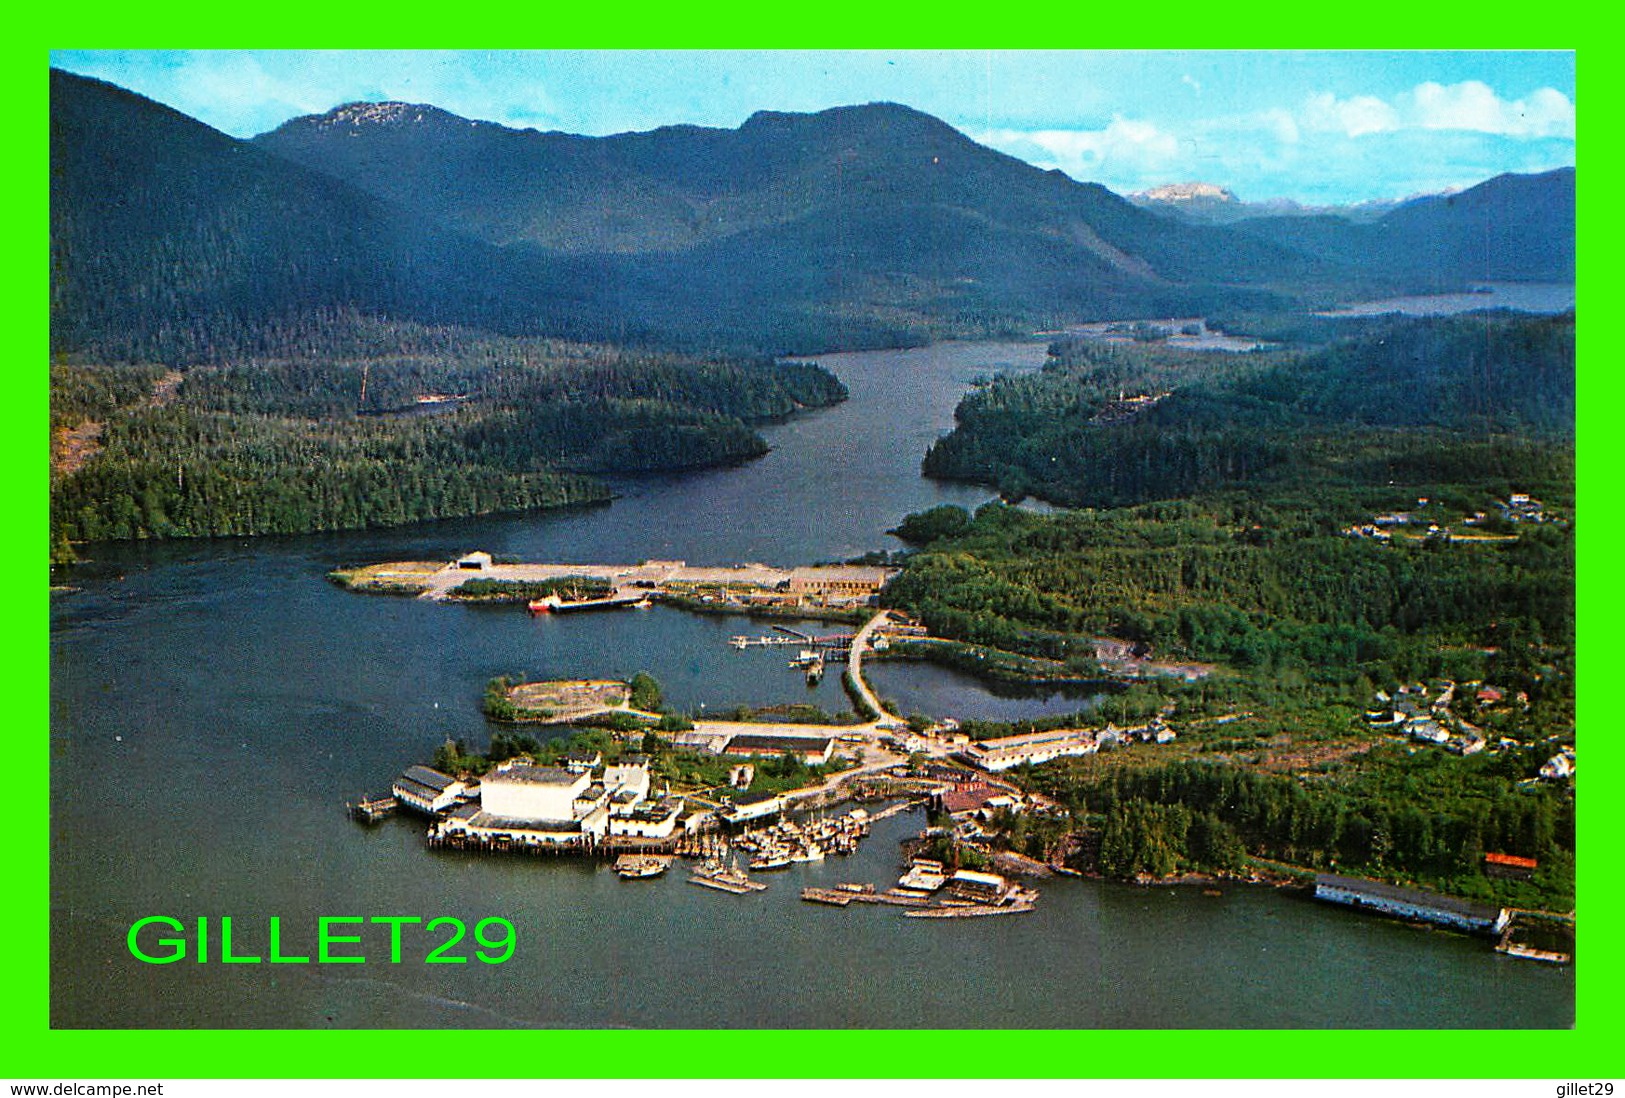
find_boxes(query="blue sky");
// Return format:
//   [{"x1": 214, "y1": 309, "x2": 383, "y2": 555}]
[{"x1": 50, "y1": 50, "x2": 1575, "y2": 205}]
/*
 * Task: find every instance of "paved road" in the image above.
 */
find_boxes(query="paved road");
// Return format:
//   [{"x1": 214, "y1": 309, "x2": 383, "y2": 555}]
[{"x1": 847, "y1": 609, "x2": 905, "y2": 729}]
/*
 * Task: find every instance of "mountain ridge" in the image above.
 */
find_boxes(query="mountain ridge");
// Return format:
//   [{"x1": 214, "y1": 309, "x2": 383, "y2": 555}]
[{"x1": 54, "y1": 69, "x2": 1573, "y2": 361}]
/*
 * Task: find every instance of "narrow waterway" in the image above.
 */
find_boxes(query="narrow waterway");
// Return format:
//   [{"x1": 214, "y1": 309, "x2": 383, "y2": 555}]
[{"x1": 49, "y1": 337, "x2": 1574, "y2": 1029}]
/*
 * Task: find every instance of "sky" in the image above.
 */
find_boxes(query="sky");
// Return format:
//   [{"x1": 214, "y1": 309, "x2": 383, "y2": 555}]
[{"x1": 49, "y1": 50, "x2": 1576, "y2": 206}]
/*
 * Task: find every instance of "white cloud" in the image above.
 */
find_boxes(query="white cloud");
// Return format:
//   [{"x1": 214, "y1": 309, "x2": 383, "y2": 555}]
[
  {"x1": 1260, "y1": 107, "x2": 1300, "y2": 145},
  {"x1": 1303, "y1": 91, "x2": 1399, "y2": 137},
  {"x1": 997, "y1": 117, "x2": 1180, "y2": 171},
  {"x1": 1411, "y1": 80, "x2": 1574, "y2": 138},
  {"x1": 1181, "y1": 73, "x2": 1201, "y2": 94},
  {"x1": 1296, "y1": 81, "x2": 1574, "y2": 144}
]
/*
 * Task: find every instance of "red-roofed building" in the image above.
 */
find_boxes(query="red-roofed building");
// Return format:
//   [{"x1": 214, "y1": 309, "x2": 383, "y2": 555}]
[
  {"x1": 1484, "y1": 852, "x2": 1538, "y2": 880},
  {"x1": 934, "y1": 783, "x2": 1004, "y2": 818}
]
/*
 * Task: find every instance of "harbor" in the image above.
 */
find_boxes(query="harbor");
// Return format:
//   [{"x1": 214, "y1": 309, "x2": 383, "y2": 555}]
[{"x1": 52, "y1": 336, "x2": 1574, "y2": 1029}]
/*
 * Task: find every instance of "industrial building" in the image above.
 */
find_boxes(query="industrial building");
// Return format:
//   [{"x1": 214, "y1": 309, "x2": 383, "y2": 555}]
[
  {"x1": 722, "y1": 733, "x2": 836, "y2": 765},
  {"x1": 964, "y1": 727, "x2": 1098, "y2": 771},
  {"x1": 391, "y1": 765, "x2": 467, "y2": 815},
  {"x1": 1313, "y1": 874, "x2": 1510, "y2": 935}
]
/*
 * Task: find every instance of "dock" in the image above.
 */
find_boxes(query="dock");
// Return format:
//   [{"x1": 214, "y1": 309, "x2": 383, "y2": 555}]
[
  {"x1": 349, "y1": 795, "x2": 397, "y2": 824},
  {"x1": 689, "y1": 859, "x2": 770, "y2": 895},
  {"x1": 865, "y1": 800, "x2": 921, "y2": 824},
  {"x1": 690, "y1": 874, "x2": 769, "y2": 895},
  {"x1": 799, "y1": 885, "x2": 933, "y2": 908},
  {"x1": 903, "y1": 901, "x2": 1037, "y2": 918}
]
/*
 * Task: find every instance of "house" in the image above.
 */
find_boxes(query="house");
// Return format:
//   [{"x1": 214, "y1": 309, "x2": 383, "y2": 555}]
[
  {"x1": 1408, "y1": 720, "x2": 1449, "y2": 745},
  {"x1": 455, "y1": 551, "x2": 493, "y2": 571},
  {"x1": 1540, "y1": 753, "x2": 1575, "y2": 781},
  {"x1": 728, "y1": 763, "x2": 755, "y2": 789},
  {"x1": 391, "y1": 765, "x2": 467, "y2": 815},
  {"x1": 573, "y1": 782, "x2": 610, "y2": 817},
  {"x1": 562, "y1": 749, "x2": 603, "y2": 774}
]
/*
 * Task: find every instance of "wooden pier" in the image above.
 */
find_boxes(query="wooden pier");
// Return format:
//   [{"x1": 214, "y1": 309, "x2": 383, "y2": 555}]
[
  {"x1": 690, "y1": 871, "x2": 769, "y2": 895},
  {"x1": 800, "y1": 885, "x2": 933, "y2": 908},
  {"x1": 903, "y1": 900, "x2": 1037, "y2": 918},
  {"x1": 349, "y1": 795, "x2": 397, "y2": 824}
]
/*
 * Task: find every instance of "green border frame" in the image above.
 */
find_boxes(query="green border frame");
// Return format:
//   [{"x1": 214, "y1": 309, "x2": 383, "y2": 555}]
[{"x1": 15, "y1": 20, "x2": 1613, "y2": 1080}]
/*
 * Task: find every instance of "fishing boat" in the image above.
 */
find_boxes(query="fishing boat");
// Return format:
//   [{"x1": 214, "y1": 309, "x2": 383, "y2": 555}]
[
  {"x1": 689, "y1": 857, "x2": 768, "y2": 894},
  {"x1": 614, "y1": 854, "x2": 672, "y2": 880},
  {"x1": 749, "y1": 850, "x2": 793, "y2": 871}
]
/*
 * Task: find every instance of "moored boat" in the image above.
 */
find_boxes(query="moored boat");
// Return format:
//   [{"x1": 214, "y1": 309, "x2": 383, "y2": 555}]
[{"x1": 614, "y1": 854, "x2": 672, "y2": 879}]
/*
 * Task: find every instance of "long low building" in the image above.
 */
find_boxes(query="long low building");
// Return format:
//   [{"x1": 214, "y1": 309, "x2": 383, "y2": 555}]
[
  {"x1": 433, "y1": 557, "x2": 896, "y2": 604},
  {"x1": 674, "y1": 722, "x2": 842, "y2": 762},
  {"x1": 437, "y1": 803, "x2": 592, "y2": 846},
  {"x1": 965, "y1": 728, "x2": 1099, "y2": 771},
  {"x1": 1314, "y1": 874, "x2": 1510, "y2": 935},
  {"x1": 722, "y1": 733, "x2": 836, "y2": 765},
  {"x1": 392, "y1": 765, "x2": 467, "y2": 814},
  {"x1": 723, "y1": 790, "x2": 786, "y2": 824}
]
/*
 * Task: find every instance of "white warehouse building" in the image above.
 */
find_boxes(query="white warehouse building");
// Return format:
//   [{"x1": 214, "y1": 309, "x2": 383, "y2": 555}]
[{"x1": 481, "y1": 763, "x2": 590, "y2": 821}]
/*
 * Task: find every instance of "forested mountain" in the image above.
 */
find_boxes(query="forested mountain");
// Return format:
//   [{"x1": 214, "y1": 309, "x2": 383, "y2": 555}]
[
  {"x1": 50, "y1": 314, "x2": 846, "y2": 553},
  {"x1": 55, "y1": 68, "x2": 1572, "y2": 360},
  {"x1": 50, "y1": 69, "x2": 599, "y2": 361},
  {"x1": 1228, "y1": 168, "x2": 1574, "y2": 288},
  {"x1": 253, "y1": 99, "x2": 1331, "y2": 332},
  {"x1": 923, "y1": 313, "x2": 1574, "y2": 507},
  {"x1": 256, "y1": 99, "x2": 1307, "y2": 273}
]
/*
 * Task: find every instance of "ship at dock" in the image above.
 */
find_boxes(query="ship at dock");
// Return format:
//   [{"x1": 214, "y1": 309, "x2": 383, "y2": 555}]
[
  {"x1": 614, "y1": 854, "x2": 673, "y2": 880},
  {"x1": 689, "y1": 857, "x2": 770, "y2": 895},
  {"x1": 528, "y1": 591, "x2": 652, "y2": 614}
]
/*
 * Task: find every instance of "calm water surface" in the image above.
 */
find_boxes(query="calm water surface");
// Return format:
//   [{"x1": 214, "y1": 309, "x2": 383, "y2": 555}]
[
  {"x1": 50, "y1": 339, "x2": 1574, "y2": 1029},
  {"x1": 1317, "y1": 281, "x2": 1575, "y2": 317}
]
